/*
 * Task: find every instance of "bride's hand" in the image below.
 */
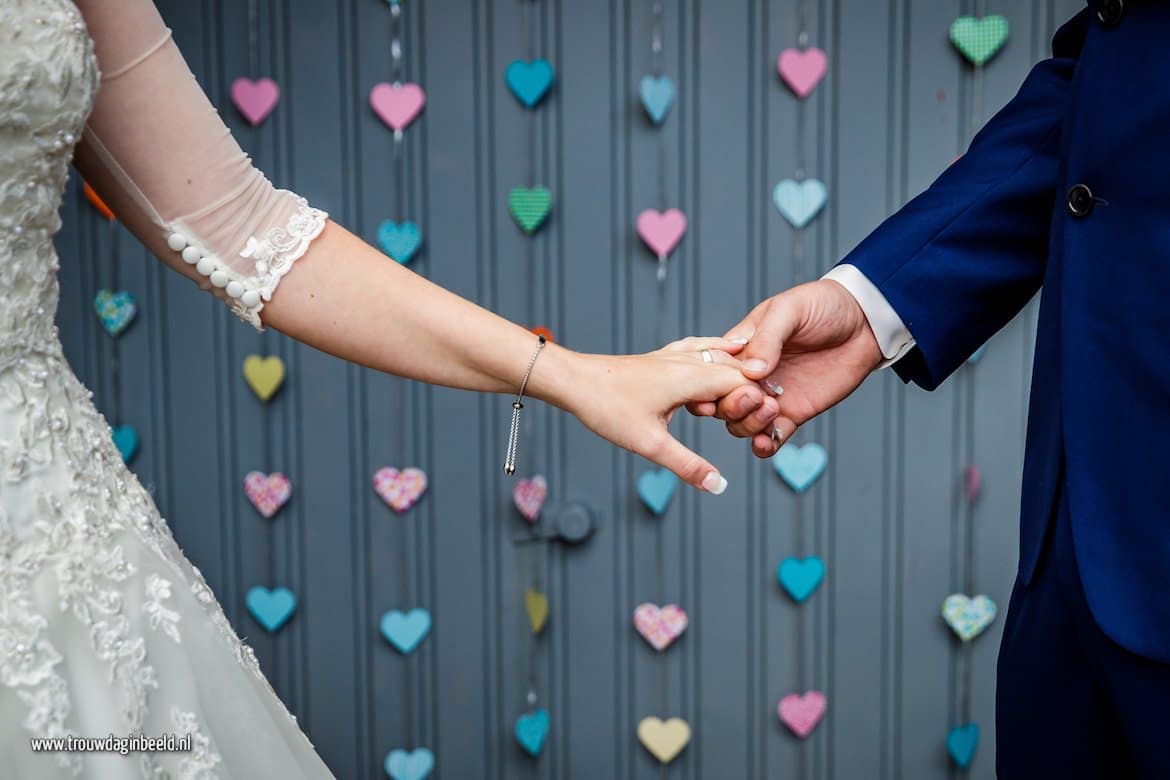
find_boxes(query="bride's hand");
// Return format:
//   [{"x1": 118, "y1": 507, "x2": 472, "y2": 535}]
[{"x1": 560, "y1": 337, "x2": 761, "y2": 494}]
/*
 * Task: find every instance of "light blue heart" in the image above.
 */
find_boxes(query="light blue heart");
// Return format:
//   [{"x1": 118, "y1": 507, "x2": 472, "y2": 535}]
[
  {"x1": 506, "y1": 59, "x2": 555, "y2": 108},
  {"x1": 384, "y1": 748, "x2": 434, "y2": 780},
  {"x1": 94, "y1": 289, "x2": 137, "y2": 336},
  {"x1": 772, "y1": 178, "x2": 828, "y2": 229},
  {"x1": 946, "y1": 723, "x2": 980, "y2": 768},
  {"x1": 772, "y1": 442, "x2": 828, "y2": 493},
  {"x1": 246, "y1": 586, "x2": 297, "y2": 633},
  {"x1": 380, "y1": 608, "x2": 431, "y2": 654},
  {"x1": 515, "y1": 708, "x2": 550, "y2": 757},
  {"x1": 637, "y1": 468, "x2": 679, "y2": 516},
  {"x1": 112, "y1": 425, "x2": 139, "y2": 464},
  {"x1": 377, "y1": 221, "x2": 422, "y2": 264},
  {"x1": 639, "y1": 75, "x2": 675, "y2": 125},
  {"x1": 777, "y1": 556, "x2": 825, "y2": 603},
  {"x1": 967, "y1": 344, "x2": 987, "y2": 365}
]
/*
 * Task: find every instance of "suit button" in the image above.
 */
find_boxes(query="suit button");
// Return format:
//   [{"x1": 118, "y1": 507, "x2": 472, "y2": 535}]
[
  {"x1": 1067, "y1": 184, "x2": 1095, "y2": 217},
  {"x1": 1097, "y1": 0, "x2": 1124, "y2": 27}
]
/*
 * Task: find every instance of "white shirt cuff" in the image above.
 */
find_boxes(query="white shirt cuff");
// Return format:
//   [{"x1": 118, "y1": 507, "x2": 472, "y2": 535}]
[{"x1": 822, "y1": 264, "x2": 916, "y2": 369}]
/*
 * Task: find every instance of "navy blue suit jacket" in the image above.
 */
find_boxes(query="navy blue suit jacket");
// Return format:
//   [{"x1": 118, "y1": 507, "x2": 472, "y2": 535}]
[{"x1": 841, "y1": 1, "x2": 1170, "y2": 661}]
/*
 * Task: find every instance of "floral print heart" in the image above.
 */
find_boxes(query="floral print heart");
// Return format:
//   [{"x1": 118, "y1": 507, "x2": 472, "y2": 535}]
[
  {"x1": 778, "y1": 690, "x2": 827, "y2": 738},
  {"x1": 633, "y1": 603, "x2": 688, "y2": 651},
  {"x1": 243, "y1": 471, "x2": 292, "y2": 518},
  {"x1": 513, "y1": 475, "x2": 548, "y2": 523},
  {"x1": 94, "y1": 289, "x2": 137, "y2": 336},
  {"x1": 373, "y1": 466, "x2": 428, "y2": 513},
  {"x1": 942, "y1": 593, "x2": 997, "y2": 641}
]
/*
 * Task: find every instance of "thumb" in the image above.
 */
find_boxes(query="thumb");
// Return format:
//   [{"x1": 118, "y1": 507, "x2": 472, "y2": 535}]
[
  {"x1": 740, "y1": 296, "x2": 802, "y2": 380},
  {"x1": 648, "y1": 432, "x2": 728, "y2": 495}
]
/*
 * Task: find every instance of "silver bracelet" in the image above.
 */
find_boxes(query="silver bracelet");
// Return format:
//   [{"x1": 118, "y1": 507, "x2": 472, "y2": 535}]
[{"x1": 504, "y1": 334, "x2": 547, "y2": 475}]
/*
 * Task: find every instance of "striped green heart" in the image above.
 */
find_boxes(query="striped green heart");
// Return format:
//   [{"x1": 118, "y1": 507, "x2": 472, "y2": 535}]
[
  {"x1": 950, "y1": 15, "x2": 1009, "y2": 67},
  {"x1": 509, "y1": 186, "x2": 552, "y2": 234}
]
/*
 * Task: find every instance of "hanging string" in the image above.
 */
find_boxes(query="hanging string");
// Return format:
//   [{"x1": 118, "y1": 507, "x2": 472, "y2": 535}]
[
  {"x1": 391, "y1": 2, "x2": 405, "y2": 149},
  {"x1": 652, "y1": 2, "x2": 669, "y2": 284},
  {"x1": 107, "y1": 220, "x2": 123, "y2": 426}
]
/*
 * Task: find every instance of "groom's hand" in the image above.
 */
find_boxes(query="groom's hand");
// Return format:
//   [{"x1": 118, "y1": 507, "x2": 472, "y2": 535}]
[{"x1": 687, "y1": 280, "x2": 884, "y2": 457}]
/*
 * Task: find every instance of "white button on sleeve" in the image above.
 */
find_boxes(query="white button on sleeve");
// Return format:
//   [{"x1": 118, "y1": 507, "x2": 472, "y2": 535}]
[{"x1": 822, "y1": 263, "x2": 916, "y2": 370}]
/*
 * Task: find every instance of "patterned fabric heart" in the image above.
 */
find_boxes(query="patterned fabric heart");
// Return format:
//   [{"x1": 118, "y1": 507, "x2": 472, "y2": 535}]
[
  {"x1": 508, "y1": 187, "x2": 552, "y2": 234},
  {"x1": 245, "y1": 586, "x2": 297, "y2": 633},
  {"x1": 369, "y1": 82, "x2": 426, "y2": 132},
  {"x1": 384, "y1": 748, "x2": 435, "y2": 780},
  {"x1": 950, "y1": 15, "x2": 1010, "y2": 67},
  {"x1": 111, "y1": 425, "x2": 139, "y2": 464},
  {"x1": 512, "y1": 475, "x2": 548, "y2": 523},
  {"x1": 94, "y1": 289, "x2": 137, "y2": 336},
  {"x1": 942, "y1": 593, "x2": 997, "y2": 641},
  {"x1": 776, "y1": 47, "x2": 828, "y2": 98},
  {"x1": 377, "y1": 220, "x2": 423, "y2": 264},
  {"x1": 243, "y1": 471, "x2": 292, "y2": 518},
  {"x1": 639, "y1": 75, "x2": 675, "y2": 124},
  {"x1": 772, "y1": 178, "x2": 828, "y2": 229},
  {"x1": 373, "y1": 466, "x2": 429, "y2": 513},
  {"x1": 230, "y1": 77, "x2": 281, "y2": 126},
  {"x1": 514, "y1": 709, "x2": 550, "y2": 757},
  {"x1": 505, "y1": 59, "x2": 555, "y2": 108},
  {"x1": 777, "y1": 690, "x2": 827, "y2": 738},
  {"x1": 633, "y1": 603, "x2": 688, "y2": 651}
]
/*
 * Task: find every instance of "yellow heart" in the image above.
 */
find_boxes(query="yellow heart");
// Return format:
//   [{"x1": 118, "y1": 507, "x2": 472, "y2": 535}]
[
  {"x1": 524, "y1": 590, "x2": 549, "y2": 635},
  {"x1": 243, "y1": 355, "x2": 285, "y2": 402},
  {"x1": 637, "y1": 717, "x2": 691, "y2": 764}
]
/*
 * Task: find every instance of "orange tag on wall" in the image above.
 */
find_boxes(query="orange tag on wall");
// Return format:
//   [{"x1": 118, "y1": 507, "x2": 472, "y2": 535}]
[{"x1": 83, "y1": 181, "x2": 115, "y2": 221}]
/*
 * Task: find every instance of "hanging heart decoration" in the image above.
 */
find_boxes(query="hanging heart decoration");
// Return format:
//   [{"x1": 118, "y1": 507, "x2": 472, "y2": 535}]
[
  {"x1": 964, "y1": 465, "x2": 982, "y2": 506},
  {"x1": 637, "y1": 717, "x2": 691, "y2": 763},
  {"x1": 530, "y1": 326, "x2": 554, "y2": 342},
  {"x1": 83, "y1": 181, "x2": 115, "y2": 221},
  {"x1": 94, "y1": 289, "x2": 137, "y2": 336},
  {"x1": 245, "y1": 586, "x2": 297, "y2": 633},
  {"x1": 372, "y1": 466, "x2": 429, "y2": 513},
  {"x1": 242, "y1": 354, "x2": 286, "y2": 402},
  {"x1": 772, "y1": 442, "x2": 829, "y2": 493},
  {"x1": 777, "y1": 556, "x2": 825, "y2": 603},
  {"x1": 370, "y1": 82, "x2": 427, "y2": 132},
  {"x1": 380, "y1": 608, "x2": 432, "y2": 654},
  {"x1": 772, "y1": 178, "x2": 828, "y2": 229},
  {"x1": 637, "y1": 468, "x2": 679, "y2": 516},
  {"x1": 230, "y1": 77, "x2": 281, "y2": 126},
  {"x1": 777, "y1": 690, "x2": 827, "y2": 738},
  {"x1": 505, "y1": 59, "x2": 555, "y2": 108},
  {"x1": 967, "y1": 343, "x2": 987, "y2": 365},
  {"x1": 524, "y1": 589, "x2": 549, "y2": 635},
  {"x1": 776, "y1": 47, "x2": 828, "y2": 98},
  {"x1": 941, "y1": 593, "x2": 997, "y2": 641},
  {"x1": 243, "y1": 471, "x2": 293, "y2": 518},
  {"x1": 947, "y1": 723, "x2": 980, "y2": 768},
  {"x1": 513, "y1": 475, "x2": 548, "y2": 523},
  {"x1": 377, "y1": 220, "x2": 423, "y2": 264},
  {"x1": 508, "y1": 187, "x2": 552, "y2": 234},
  {"x1": 515, "y1": 709, "x2": 550, "y2": 757},
  {"x1": 950, "y1": 15, "x2": 1010, "y2": 67},
  {"x1": 636, "y1": 208, "x2": 687, "y2": 259},
  {"x1": 639, "y1": 75, "x2": 676, "y2": 125},
  {"x1": 384, "y1": 748, "x2": 435, "y2": 780},
  {"x1": 633, "y1": 603, "x2": 688, "y2": 651},
  {"x1": 112, "y1": 425, "x2": 139, "y2": 464}
]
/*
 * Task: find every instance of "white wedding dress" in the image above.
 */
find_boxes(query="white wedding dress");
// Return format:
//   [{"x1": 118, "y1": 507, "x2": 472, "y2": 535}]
[{"x1": 0, "y1": 1, "x2": 335, "y2": 776}]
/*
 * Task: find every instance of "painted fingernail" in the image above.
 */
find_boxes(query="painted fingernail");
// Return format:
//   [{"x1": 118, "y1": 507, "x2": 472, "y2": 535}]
[
  {"x1": 772, "y1": 424, "x2": 784, "y2": 442},
  {"x1": 767, "y1": 382, "x2": 784, "y2": 396},
  {"x1": 744, "y1": 359, "x2": 767, "y2": 373},
  {"x1": 730, "y1": 337, "x2": 749, "y2": 345},
  {"x1": 702, "y1": 471, "x2": 728, "y2": 495}
]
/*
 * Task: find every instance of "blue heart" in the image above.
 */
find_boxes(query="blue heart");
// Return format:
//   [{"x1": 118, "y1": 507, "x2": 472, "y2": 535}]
[
  {"x1": 246, "y1": 586, "x2": 297, "y2": 633},
  {"x1": 112, "y1": 425, "x2": 139, "y2": 464},
  {"x1": 514, "y1": 708, "x2": 550, "y2": 757},
  {"x1": 777, "y1": 556, "x2": 825, "y2": 603},
  {"x1": 94, "y1": 289, "x2": 137, "y2": 336},
  {"x1": 380, "y1": 608, "x2": 431, "y2": 654},
  {"x1": 506, "y1": 59, "x2": 555, "y2": 108},
  {"x1": 639, "y1": 75, "x2": 675, "y2": 125},
  {"x1": 377, "y1": 221, "x2": 423, "y2": 264},
  {"x1": 772, "y1": 178, "x2": 828, "y2": 229},
  {"x1": 384, "y1": 748, "x2": 434, "y2": 780},
  {"x1": 946, "y1": 723, "x2": 980, "y2": 768},
  {"x1": 772, "y1": 443, "x2": 828, "y2": 493},
  {"x1": 637, "y1": 468, "x2": 679, "y2": 516},
  {"x1": 967, "y1": 344, "x2": 987, "y2": 365}
]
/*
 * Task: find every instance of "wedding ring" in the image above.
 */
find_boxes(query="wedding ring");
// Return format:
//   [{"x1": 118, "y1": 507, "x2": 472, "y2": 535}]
[{"x1": 699, "y1": 349, "x2": 714, "y2": 364}]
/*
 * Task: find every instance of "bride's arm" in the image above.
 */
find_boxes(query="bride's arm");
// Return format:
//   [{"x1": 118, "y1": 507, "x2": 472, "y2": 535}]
[{"x1": 70, "y1": 0, "x2": 752, "y2": 492}]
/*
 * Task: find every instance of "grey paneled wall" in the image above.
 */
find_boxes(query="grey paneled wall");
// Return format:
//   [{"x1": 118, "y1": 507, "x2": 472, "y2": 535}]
[{"x1": 55, "y1": 0, "x2": 1086, "y2": 777}]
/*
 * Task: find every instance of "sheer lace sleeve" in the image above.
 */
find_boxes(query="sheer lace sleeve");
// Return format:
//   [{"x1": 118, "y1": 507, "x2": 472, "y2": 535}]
[{"x1": 70, "y1": 0, "x2": 328, "y2": 330}]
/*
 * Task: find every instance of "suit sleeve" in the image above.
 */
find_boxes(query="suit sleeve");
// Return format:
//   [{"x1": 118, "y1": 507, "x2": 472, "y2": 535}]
[{"x1": 837, "y1": 9, "x2": 1090, "y2": 390}]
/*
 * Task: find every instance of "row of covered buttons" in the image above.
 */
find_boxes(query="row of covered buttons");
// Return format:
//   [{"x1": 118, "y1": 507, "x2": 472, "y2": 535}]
[{"x1": 166, "y1": 232, "x2": 262, "y2": 308}]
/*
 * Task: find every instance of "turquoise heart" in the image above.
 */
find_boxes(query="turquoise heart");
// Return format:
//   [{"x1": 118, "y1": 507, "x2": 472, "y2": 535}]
[
  {"x1": 777, "y1": 556, "x2": 825, "y2": 603},
  {"x1": 967, "y1": 344, "x2": 987, "y2": 365},
  {"x1": 950, "y1": 15, "x2": 1009, "y2": 67},
  {"x1": 380, "y1": 608, "x2": 431, "y2": 654},
  {"x1": 946, "y1": 723, "x2": 980, "y2": 768},
  {"x1": 772, "y1": 443, "x2": 828, "y2": 493},
  {"x1": 637, "y1": 468, "x2": 679, "y2": 516},
  {"x1": 772, "y1": 179, "x2": 828, "y2": 229},
  {"x1": 112, "y1": 425, "x2": 139, "y2": 464},
  {"x1": 94, "y1": 289, "x2": 137, "y2": 336},
  {"x1": 377, "y1": 221, "x2": 422, "y2": 264},
  {"x1": 384, "y1": 748, "x2": 434, "y2": 780},
  {"x1": 246, "y1": 586, "x2": 297, "y2": 633},
  {"x1": 506, "y1": 59, "x2": 555, "y2": 108},
  {"x1": 639, "y1": 75, "x2": 675, "y2": 125},
  {"x1": 515, "y1": 708, "x2": 550, "y2": 757}
]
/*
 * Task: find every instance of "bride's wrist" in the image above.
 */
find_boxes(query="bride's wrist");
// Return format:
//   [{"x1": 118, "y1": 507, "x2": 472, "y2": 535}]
[{"x1": 524, "y1": 341, "x2": 594, "y2": 415}]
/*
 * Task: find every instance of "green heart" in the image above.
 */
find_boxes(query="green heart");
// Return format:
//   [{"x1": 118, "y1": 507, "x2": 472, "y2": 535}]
[
  {"x1": 508, "y1": 187, "x2": 552, "y2": 234},
  {"x1": 950, "y1": 15, "x2": 1009, "y2": 67}
]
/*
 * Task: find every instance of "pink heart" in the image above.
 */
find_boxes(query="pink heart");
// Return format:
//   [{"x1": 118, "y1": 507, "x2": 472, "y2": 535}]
[
  {"x1": 513, "y1": 475, "x2": 548, "y2": 523},
  {"x1": 633, "y1": 603, "x2": 689, "y2": 651},
  {"x1": 636, "y1": 209, "x2": 687, "y2": 258},
  {"x1": 776, "y1": 47, "x2": 828, "y2": 99},
  {"x1": 369, "y1": 82, "x2": 426, "y2": 132},
  {"x1": 965, "y1": 465, "x2": 982, "y2": 505},
  {"x1": 777, "y1": 691, "x2": 827, "y2": 738},
  {"x1": 244, "y1": 471, "x2": 292, "y2": 518},
  {"x1": 230, "y1": 77, "x2": 281, "y2": 126},
  {"x1": 373, "y1": 466, "x2": 428, "y2": 513}
]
